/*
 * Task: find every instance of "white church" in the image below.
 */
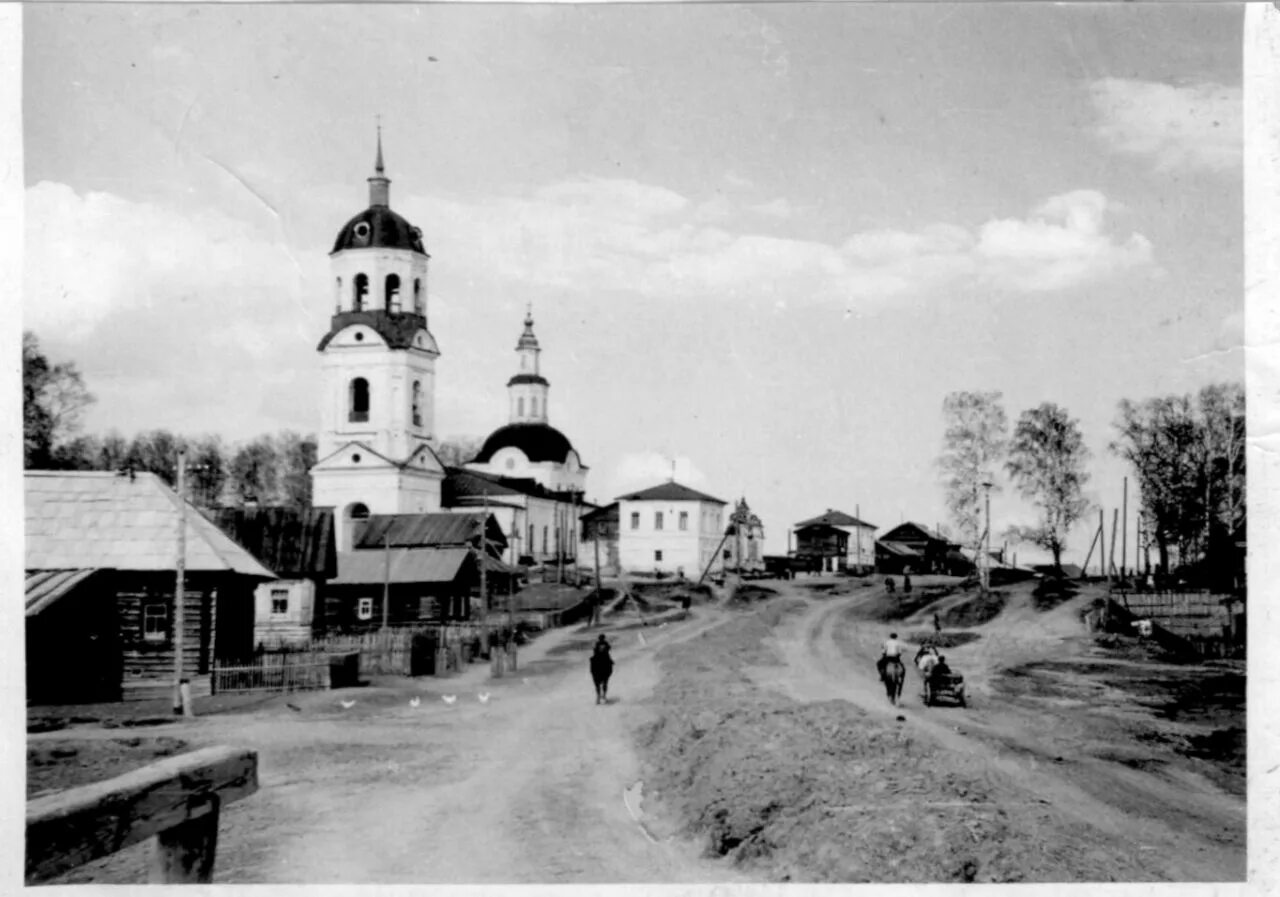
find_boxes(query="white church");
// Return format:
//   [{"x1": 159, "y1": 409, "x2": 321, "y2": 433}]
[{"x1": 309, "y1": 133, "x2": 588, "y2": 565}]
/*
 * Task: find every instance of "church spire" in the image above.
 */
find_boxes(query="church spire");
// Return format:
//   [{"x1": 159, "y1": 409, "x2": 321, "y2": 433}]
[{"x1": 368, "y1": 120, "x2": 391, "y2": 208}]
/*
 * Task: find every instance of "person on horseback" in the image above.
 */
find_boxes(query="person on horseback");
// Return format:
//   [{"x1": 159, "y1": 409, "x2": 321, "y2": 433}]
[
  {"x1": 877, "y1": 631, "x2": 905, "y2": 679},
  {"x1": 590, "y1": 634, "x2": 614, "y2": 705}
]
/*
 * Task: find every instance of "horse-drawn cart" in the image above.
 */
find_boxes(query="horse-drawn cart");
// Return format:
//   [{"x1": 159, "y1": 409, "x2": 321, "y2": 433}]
[{"x1": 923, "y1": 672, "x2": 967, "y2": 707}]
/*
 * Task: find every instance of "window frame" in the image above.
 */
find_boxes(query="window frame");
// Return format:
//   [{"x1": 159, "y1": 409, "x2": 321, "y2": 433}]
[
  {"x1": 630, "y1": 512, "x2": 640, "y2": 530},
  {"x1": 357, "y1": 597, "x2": 374, "y2": 621},
  {"x1": 270, "y1": 588, "x2": 290, "y2": 617},
  {"x1": 678, "y1": 511, "x2": 689, "y2": 531},
  {"x1": 142, "y1": 602, "x2": 168, "y2": 643}
]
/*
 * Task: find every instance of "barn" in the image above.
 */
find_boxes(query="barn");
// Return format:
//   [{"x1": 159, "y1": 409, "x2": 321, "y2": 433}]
[{"x1": 24, "y1": 471, "x2": 276, "y2": 704}]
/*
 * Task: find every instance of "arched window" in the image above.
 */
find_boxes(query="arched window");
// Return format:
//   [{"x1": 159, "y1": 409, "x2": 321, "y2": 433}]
[
  {"x1": 413, "y1": 278, "x2": 424, "y2": 315},
  {"x1": 348, "y1": 502, "x2": 369, "y2": 521},
  {"x1": 353, "y1": 274, "x2": 369, "y2": 311},
  {"x1": 335, "y1": 277, "x2": 343, "y2": 312},
  {"x1": 349, "y1": 377, "x2": 369, "y2": 422},
  {"x1": 531, "y1": 397, "x2": 538, "y2": 417},
  {"x1": 385, "y1": 274, "x2": 401, "y2": 312},
  {"x1": 411, "y1": 380, "x2": 422, "y2": 428},
  {"x1": 528, "y1": 524, "x2": 534, "y2": 550},
  {"x1": 518, "y1": 397, "x2": 525, "y2": 418}
]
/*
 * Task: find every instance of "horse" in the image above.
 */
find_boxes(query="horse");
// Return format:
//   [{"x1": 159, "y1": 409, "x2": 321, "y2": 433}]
[
  {"x1": 590, "y1": 640, "x2": 614, "y2": 705},
  {"x1": 879, "y1": 656, "x2": 906, "y2": 706},
  {"x1": 915, "y1": 644, "x2": 940, "y2": 679}
]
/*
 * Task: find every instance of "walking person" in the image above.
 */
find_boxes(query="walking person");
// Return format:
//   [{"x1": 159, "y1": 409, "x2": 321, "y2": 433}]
[{"x1": 590, "y1": 634, "x2": 614, "y2": 705}]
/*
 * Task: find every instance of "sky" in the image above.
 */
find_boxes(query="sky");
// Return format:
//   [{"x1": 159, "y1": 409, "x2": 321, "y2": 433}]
[{"x1": 21, "y1": 3, "x2": 1244, "y2": 562}]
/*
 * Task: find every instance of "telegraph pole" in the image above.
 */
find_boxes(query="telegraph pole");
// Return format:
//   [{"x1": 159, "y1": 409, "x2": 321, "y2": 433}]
[
  {"x1": 381, "y1": 531, "x2": 391, "y2": 631},
  {"x1": 1121, "y1": 477, "x2": 1128, "y2": 580},
  {"x1": 173, "y1": 449, "x2": 192, "y2": 717}
]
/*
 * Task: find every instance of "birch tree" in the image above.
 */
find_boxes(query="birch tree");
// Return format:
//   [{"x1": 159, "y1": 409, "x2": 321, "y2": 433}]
[
  {"x1": 938, "y1": 391, "x2": 1008, "y2": 556},
  {"x1": 1004, "y1": 403, "x2": 1091, "y2": 573}
]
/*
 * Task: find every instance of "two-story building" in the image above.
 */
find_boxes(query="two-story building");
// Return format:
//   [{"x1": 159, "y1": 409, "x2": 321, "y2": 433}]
[
  {"x1": 615, "y1": 481, "x2": 727, "y2": 578},
  {"x1": 793, "y1": 509, "x2": 877, "y2": 574}
]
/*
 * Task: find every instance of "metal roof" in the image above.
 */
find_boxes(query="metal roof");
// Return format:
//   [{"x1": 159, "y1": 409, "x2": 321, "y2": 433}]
[
  {"x1": 24, "y1": 472, "x2": 276, "y2": 578},
  {"x1": 795, "y1": 509, "x2": 876, "y2": 529},
  {"x1": 353, "y1": 512, "x2": 507, "y2": 551},
  {"x1": 616, "y1": 482, "x2": 726, "y2": 505},
  {"x1": 876, "y1": 540, "x2": 922, "y2": 558},
  {"x1": 25, "y1": 569, "x2": 104, "y2": 617},
  {"x1": 332, "y1": 548, "x2": 471, "y2": 585},
  {"x1": 210, "y1": 506, "x2": 337, "y2": 578}
]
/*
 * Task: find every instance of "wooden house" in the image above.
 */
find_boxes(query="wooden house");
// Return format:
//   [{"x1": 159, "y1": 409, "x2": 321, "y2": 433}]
[
  {"x1": 793, "y1": 509, "x2": 877, "y2": 574},
  {"x1": 876, "y1": 522, "x2": 969, "y2": 575},
  {"x1": 24, "y1": 471, "x2": 275, "y2": 704},
  {"x1": 210, "y1": 506, "x2": 338, "y2": 648},
  {"x1": 322, "y1": 512, "x2": 515, "y2": 632},
  {"x1": 577, "y1": 502, "x2": 620, "y2": 575}
]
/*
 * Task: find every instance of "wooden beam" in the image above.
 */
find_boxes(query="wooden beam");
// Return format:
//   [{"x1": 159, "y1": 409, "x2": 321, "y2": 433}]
[{"x1": 26, "y1": 745, "x2": 258, "y2": 884}]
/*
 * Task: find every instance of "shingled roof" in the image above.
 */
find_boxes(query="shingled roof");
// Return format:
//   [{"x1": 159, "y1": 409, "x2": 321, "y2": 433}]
[
  {"x1": 353, "y1": 512, "x2": 508, "y2": 552},
  {"x1": 795, "y1": 509, "x2": 876, "y2": 529},
  {"x1": 24, "y1": 471, "x2": 275, "y2": 578}
]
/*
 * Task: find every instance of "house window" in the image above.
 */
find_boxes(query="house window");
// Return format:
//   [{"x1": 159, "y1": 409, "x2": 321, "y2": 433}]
[
  {"x1": 542, "y1": 526, "x2": 548, "y2": 554},
  {"x1": 518, "y1": 397, "x2": 525, "y2": 418},
  {"x1": 357, "y1": 597, "x2": 374, "y2": 620},
  {"x1": 411, "y1": 380, "x2": 423, "y2": 427},
  {"x1": 655, "y1": 550, "x2": 663, "y2": 562},
  {"x1": 531, "y1": 397, "x2": 538, "y2": 417},
  {"x1": 655, "y1": 512, "x2": 664, "y2": 531},
  {"x1": 723, "y1": 549, "x2": 732, "y2": 560},
  {"x1": 354, "y1": 273, "x2": 368, "y2": 311},
  {"x1": 630, "y1": 512, "x2": 640, "y2": 530},
  {"x1": 528, "y1": 524, "x2": 535, "y2": 548},
  {"x1": 679, "y1": 511, "x2": 688, "y2": 531},
  {"x1": 385, "y1": 273, "x2": 401, "y2": 312},
  {"x1": 143, "y1": 603, "x2": 168, "y2": 642},
  {"x1": 270, "y1": 588, "x2": 289, "y2": 616},
  {"x1": 349, "y1": 378, "x2": 369, "y2": 422},
  {"x1": 413, "y1": 278, "x2": 424, "y2": 315}
]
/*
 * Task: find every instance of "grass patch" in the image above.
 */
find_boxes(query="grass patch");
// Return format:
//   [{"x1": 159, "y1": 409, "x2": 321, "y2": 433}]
[{"x1": 939, "y1": 590, "x2": 1008, "y2": 628}]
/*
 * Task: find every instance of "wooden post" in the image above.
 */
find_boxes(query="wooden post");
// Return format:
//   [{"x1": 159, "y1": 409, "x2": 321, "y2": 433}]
[
  {"x1": 856, "y1": 504, "x2": 862, "y2": 573},
  {"x1": 1121, "y1": 477, "x2": 1128, "y2": 579},
  {"x1": 381, "y1": 533, "x2": 391, "y2": 632},
  {"x1": 1109, "y1": 508, "x2": 1120, "y2": 580},
  {"x1": 25, "y1": 745, "x2": 257, "y2": 885},
  {"x1": 174, "y1": 449, "x2": 191, "y2": 718},
  {"x1": 1099, "y1": 508, "x2": 1107, "y2": 581},
  {"x1": 479, "y1": 492, "x2": 488, "y2": 618},
  {"x1": 593, "y1": 525, "x2": 602, "y2": 627},
  {"x1": 1081, "y1": 520, "x2": 1102, "y2": 578}
]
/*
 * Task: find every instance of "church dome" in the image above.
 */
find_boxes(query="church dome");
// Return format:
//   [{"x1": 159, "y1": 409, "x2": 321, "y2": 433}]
[
  {"x1": 473, "y1": 423, "x2": 578, "y2": 465},
  {"x1": 331, "y1": 207, "x2": 426, "y2": 255}
]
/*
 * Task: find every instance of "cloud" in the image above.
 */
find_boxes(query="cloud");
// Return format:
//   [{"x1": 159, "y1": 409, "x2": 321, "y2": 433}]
[
  {"x1": 1090, "y1": 78, "x2": 1241, "y2": 173},
  {"x1": 413, "y1": 180, "x2": 1155, "y2": 306},
  {"x1": 750, "y1": 198, "x2": 793, "y2": 219},
  {"x1": 974, "y1": 190, "x2": 1156, "y2": 292},
  {"x1": 610, "y1": 451, "x2": 708, "y2": 497}
]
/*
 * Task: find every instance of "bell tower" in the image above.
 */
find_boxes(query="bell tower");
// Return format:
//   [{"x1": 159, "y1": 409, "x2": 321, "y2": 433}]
[
  {"x1": 310, "y1": 129, "x2": 445, "y2": 551},
  {"x1": 507, "y1": 308, "x2": 550, "y2": 424}
]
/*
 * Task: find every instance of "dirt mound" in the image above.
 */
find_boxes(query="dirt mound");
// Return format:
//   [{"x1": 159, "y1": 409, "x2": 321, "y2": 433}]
[
  {"x1": 850, "y1": 584, "x2": 956, "y2": 622},
  {"x1": 939, "y1": 590, "x2": 1008, "y2": 628},
  {"x1": 636, "y1": 608, "x2": 1154, "y2": 882},
  {"x1": 903, "y1": 631, "x2": 982, "y2": 649},
  {"x1": 728, "y1": 584, "x2": 779, "y2": 606},
  {"x1": 1032, "y1": 577, "x2": 1079, "y2": 611}
]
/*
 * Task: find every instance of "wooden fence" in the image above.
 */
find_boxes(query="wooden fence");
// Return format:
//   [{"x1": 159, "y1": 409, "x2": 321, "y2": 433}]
[
  {"x1": 211, "y1": 653, "x2": 332, "y2": 695},
  {"x1": 26, "y1": 745, "x2": 258, "y2": 884}
]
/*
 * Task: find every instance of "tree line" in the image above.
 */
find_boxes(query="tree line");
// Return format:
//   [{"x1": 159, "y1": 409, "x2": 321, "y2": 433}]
[
  {"x1": 23, "y1": 332, "x2": 483, "y2": 510},
  {"x1": 938, "y1": 383, "x2": 1244, "y2": 586}
]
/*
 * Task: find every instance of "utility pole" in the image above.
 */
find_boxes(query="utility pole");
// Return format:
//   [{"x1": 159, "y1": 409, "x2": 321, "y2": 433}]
[
  {"x1": 593, "y1": 518, "x2": 602, "y2": 627},
  {"x1": 381, "y1": 531, "x2": 391, "y2": 631},
  {"x1": 480, "y1": 491, "x2": 489, "y2": 618},
  {"x1": 1121, "y1": 477, "x2": 1128, "y2": 580},
  {"x1": 980, "y1": 480, "x2": 993, "y2": 594},
  {"x1": 173, "y1": 449, "x2": 192, "y2": 718},
  {"x1": 856, "y1": 503, "x2": 862, "y2": 574}
]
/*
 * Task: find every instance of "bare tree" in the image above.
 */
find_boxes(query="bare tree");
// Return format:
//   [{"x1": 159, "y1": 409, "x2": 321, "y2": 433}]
[
  {"x1": 23, "y1": 331, "x2": 95, "y2": 467},
  {"x1": 1004, "y1": 403, "x2": 1091, "y2": 574},
  {"x1": 938, "y1": 390, "x2": 1008, "y2": 557},
  {"x1": 436, "y1": 435, "x2": 484, "y2": 468}
]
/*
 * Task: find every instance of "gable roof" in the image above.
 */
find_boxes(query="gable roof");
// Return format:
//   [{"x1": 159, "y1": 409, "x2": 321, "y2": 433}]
[
  {"x1": 616, "y1": 481, "x2": 726, "y2": 505},
  {"x1": 876, "y1": 540, "x2": 922, "y2": 558},
  {"x1": 880, "y1": 521, "x2": 954, "y2": 545},
  {"x1": 332, "y1": 547, "x2": 473, "y2": 585},
  {"x1": 24, "y1": 472, "x2": 275, "y2": 578},
  {"x1": 26, "y1": 569, "x2": 107, "y2": 617},
  {"x1": 353, "y1": 512, "x2": 508, "y2": 552},
  {"x1": 795, "y1": 509, "x2": 876, "y2": 529},
  {"x1": 209, "y1": 506, "x2": 337, "y2": 579}
]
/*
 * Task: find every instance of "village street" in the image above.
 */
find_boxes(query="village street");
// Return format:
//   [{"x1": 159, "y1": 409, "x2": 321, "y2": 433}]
[{"x1": 32, "y1": 578, "x2": 1245, "y2": 884}]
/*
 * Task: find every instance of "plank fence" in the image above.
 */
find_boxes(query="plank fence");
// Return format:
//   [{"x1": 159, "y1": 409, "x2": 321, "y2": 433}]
[
  {"x1": 211, "y1": 653, "x2": 332, "y2": 695},
  {"x1": 1107, "y1": 589, "x2": 1245, "y2": 659},
  {"x1": 26, "y1": 745, "x2": 258, "y2": 884}
]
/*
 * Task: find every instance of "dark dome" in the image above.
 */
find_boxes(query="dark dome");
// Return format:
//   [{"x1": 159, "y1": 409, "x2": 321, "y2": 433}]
[
  {"x1": 474, "y1": 423, "x2": 577, "y2": 465},
  {"x1": 332, "y1": 207, "x2": 427, "y2": 254}
]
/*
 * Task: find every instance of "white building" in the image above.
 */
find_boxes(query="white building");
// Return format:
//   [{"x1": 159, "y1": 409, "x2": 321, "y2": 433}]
[
  {"x1": 310, "y1": 132, "x2": 448, "y2": 552},
  {"x1": 615, "y1": 481, "x2": 727, "y2": 578}
]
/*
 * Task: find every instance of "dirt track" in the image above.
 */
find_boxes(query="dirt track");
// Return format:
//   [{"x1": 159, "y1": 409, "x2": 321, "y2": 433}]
[{"x1": 31, "y1": 576, "x2": 1245, "y2": 884}]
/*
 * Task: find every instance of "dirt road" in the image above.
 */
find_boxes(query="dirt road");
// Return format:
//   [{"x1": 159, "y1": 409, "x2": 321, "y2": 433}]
[
  {"x1": 755, "y1": 579, "x2": 1245, "y2": 881},
  {"x1": 40, "y1": 610, "x2": 748, "y2": 884}
]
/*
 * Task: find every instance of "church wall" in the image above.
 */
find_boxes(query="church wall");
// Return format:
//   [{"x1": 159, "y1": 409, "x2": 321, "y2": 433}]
[
  {"x1": 313, "y1": 466, "x2": 443, "y2": 552},
  {"x1": 319, "y1": 342, "x2": 437, "y2": 460}
]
